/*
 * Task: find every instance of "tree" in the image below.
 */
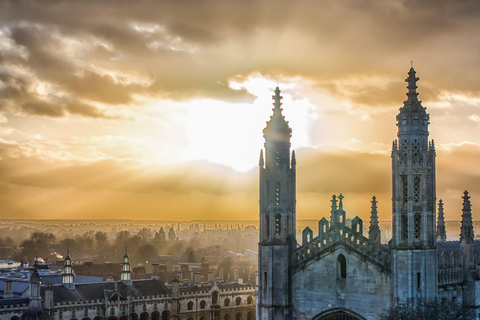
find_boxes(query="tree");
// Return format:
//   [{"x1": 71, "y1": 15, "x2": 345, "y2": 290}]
[
  {"x1": 82, "y1": 231, "x2": 95, "y2": 251},
  {"x1": 95, "y1": 231, "x2": 108, "y2": 248},
  {"x1": 137, "y1": 228, "x2": 152, "y2": 243},
  {"x1": 379, "y1": 300, "x2": 472, "y2": 320},
  {"x1": 155, "y1": 227, "x2": 166, "y2": 243},
  {"x1": 135, "y1": 244, "x2": 157, "y2": 265},
  {"x1": 168, "y1": 227, "x2": 176, "y2": 241},
  {"x1": 185, "y1": 247, "x2": 196, "y2": 263}
]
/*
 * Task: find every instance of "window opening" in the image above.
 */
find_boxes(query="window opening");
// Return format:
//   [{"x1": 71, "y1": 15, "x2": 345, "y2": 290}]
[
  {"x1": 275, "y1": 214, "x2": 281, "y2": 236},
  {"x1": 414, "y1": 176, "x2": 420, "y2": 203},
  {"x1": 414, "y1": 212, "x2": 421, "y2": 240}
]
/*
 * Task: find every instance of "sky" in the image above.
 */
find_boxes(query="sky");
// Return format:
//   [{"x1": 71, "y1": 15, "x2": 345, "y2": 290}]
[{"x1": 1, "y1": 0, "x2": 480, "y2": 223}]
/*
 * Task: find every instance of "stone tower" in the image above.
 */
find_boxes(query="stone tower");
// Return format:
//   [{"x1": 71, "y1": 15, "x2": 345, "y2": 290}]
[
  {"x1": 391, "y1": 66, "x2": 437, "y2": 304},
  {"x1": 258, "y1": 87, "x2": 296, "y2": 320}
]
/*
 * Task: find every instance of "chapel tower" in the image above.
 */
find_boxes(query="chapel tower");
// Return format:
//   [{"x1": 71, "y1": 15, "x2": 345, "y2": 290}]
[
  {"x1": 391, "y1": 66, "x2": 437, "y2": 303},
  {"x1": 258, "y1": 87, "x2": 296, "y2": 320}
]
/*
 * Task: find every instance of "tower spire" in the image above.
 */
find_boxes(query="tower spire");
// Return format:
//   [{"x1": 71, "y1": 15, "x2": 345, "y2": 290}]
[
  {"x1": 273, "y1": 86, "x2": 283, "y2": 114},
  {"x1": 406, "y1": 65, "x2": 419, "y2": 102},
  {"x1": 369, "y1": 196, "x2": 381, "y2": 245},
  {"x1": 460, "y1": 191, "x2": 474, "y2": 244},
  {"x1": 436, "y1": 199, "x2": 447, "y2": 241}
]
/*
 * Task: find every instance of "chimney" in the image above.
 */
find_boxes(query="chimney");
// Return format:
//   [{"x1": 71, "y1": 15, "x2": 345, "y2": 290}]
[
  {"x1": 159, "y1": 264, "x2": 167, "y2": 273},
  {"x1": 194, "y1": 272, "x2": 201, "y2": 284},
  {"x1": 190, "y1": 271, "x2": 194, "y2": 282},
  {"x1": 234, "y1": 270, "x2": 238, "y2": 282},
  {"x1": 177, "y1": 272, "x2": 184, "y2": 283},
  {"x1": 219, "y1": 269, "x2": 224, "y2": 282},
  {"x1": 44, "y1": 283, "x2": 54, "y2": 310},
  {"x1": 208, "y1": 271, "x2": 215, "y2": 284},
  {"x1": 172, "y1": 276, "x2": 179, "y2": 299},
  {"x1": 3, "y1": 279, "x2": 13, "y2": 298},
  {"x1": 152, "y1": 264, "x2": 159, "y2": 280}
]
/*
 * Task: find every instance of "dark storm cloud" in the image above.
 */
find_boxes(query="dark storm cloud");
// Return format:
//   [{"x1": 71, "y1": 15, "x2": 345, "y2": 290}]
[{"x1": 1, "y1": 0, "x2": 480, "y2": 118}]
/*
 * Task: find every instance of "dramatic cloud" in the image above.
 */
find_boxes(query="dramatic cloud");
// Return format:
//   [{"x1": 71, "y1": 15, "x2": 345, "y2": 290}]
[{"x1": 0, "y1": 0, "x2": 480, "y2": 221}]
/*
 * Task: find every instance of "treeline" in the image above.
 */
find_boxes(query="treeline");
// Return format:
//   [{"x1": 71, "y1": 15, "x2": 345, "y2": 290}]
[{"x1": 14, "y1": 227, "x2": 180, "y2": 266}]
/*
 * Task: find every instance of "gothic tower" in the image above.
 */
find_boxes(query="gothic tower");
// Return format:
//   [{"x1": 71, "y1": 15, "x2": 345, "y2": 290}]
[
  {"x1": 120, "y1": 250, "x2": 133, "y2": 286},
  {"x1": 391, "y1": 66, "x2": 437, "y2": 304},
  {"x1": 62, "y1": 252, "x2": 75, "y2": 289},
  {"x1": 258, "y1": 87, "x2": 296, "y2": 320}
]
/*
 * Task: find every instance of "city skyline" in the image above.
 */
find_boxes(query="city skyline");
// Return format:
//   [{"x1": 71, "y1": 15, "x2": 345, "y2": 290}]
[{"x1": 0, "y1": 1, "x2": 480, "y2": 221}]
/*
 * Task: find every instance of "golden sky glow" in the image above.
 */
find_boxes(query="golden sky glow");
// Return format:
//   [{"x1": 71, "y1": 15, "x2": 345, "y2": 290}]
[{"x1": 1, "y1": 1, "x2": 480, "y2": 222}]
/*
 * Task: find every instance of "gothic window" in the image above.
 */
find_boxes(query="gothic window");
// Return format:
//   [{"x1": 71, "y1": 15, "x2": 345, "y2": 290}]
[
  {"x1": 401, "y1": 175, "x2": 408, "y2": 205},
  {"x1": 412, "y1": 139, "x2": 420, "y2": 157},
  {"x1": 402, "y1": 214, "x2": 408, "y2": 242},
  {"x1": 224, "y1": 298, "x2": 230, "y2": 307},
  {"x1": 414, "y1": 176, "x2": 421, "y2": 203},
  {"x1": 187, "y1": 301, "x2": 194, "y2": 311},
  {"x1": 414, "y1": 212, "x2": 421, "y2": 240},
  {"x1": 247, "y1": 296, "x2": 253, "y2": 305},
  {"x1": 337, "y1": 254, "x2": 346, "y2": 279},
  {"x1": 402, "y1": 139, "x2": 408, "y2": 158},
  {"x1": 275, "y1": 150, "x2": 280, "y2": 166},
  {"x1": 275, "y1": 183, "x2": 280, "y2": 206},
  {"x1": 275, "y1": 214, "x2": 281, "y2": 236},
  {"x1": 235, "y1": 297, "x2": 242, "y2": 306},
  {"x1": 200, "y1": 300, "x2": 206, "y2": 309},
  {"x1": 212, "y1": 291, "x2": 218, "y2": 305}
]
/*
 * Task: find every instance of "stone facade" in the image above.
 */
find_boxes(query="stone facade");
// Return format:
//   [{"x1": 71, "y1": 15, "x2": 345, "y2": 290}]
[{"x1": 258, "y1": 68, "x2": 480, "y2": 320}]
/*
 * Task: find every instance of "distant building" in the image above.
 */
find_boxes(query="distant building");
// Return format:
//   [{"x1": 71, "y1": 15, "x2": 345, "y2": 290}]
[
  {"x1": 258, "y1": 69, "x2": 480, "y2": 320},
  {"x1": 0, "y1": 251, "x2": 255, "y2": 320}
]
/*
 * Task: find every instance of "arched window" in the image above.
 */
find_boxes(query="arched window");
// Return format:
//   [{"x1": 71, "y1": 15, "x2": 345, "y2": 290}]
[
  {"x1": 200, "y1": 300, "x2": 206, "y2": 309},
  {"x1": 235, "y1": 297, "x2": 242, "y2": 306},
  {"x1": 337, "y1": 254, "x2": 346, "y2": 279},
  {"x1": 224, "y1": 298, "x2": 230, "y2": 307},
  {"x1": 161, "y1": 311, "x2": 170, "y2": 320},
  {"x1": 199, "y1": 317, "x2": 205, "y2": 320},
  {"x1": 187, "y1": 301, "x2": 194, "y2": 311},
  {"x1": 224, "y1": 315, "x2": 231, "y2": 320},
  {"x1": 235, "y1": 312, "x2": 242, "y2": 320},
  {"x1": 247, "y1": 296, "x2": 253, "y2": 305},
  {"x1": 151, "y1": 312, "x2": 159, "y2": 320},
  {"x1": 247, "y1": 312, "x2": 253, "y2": 320},
  {"x1": 212, "y1": 291, "x2": 218, "y2": 305},
  {"x1": 188, "y1": 318, "x2": 194, "y2": 320}
]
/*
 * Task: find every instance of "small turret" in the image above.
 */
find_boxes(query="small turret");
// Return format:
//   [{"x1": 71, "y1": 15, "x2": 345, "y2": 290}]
[
  {"x1": 21, "y1": 260, "x2": 50, "y2": 320},
  {"x1": 369, "y1": 196, "x2": 381, "y2": 245},
  {"x1": 62, "y1": 252, "x2": 74, "y2": 289},
  {"x1": 120, "y1": 250, "x2": 132, "y2": 286},
  {"x1": 436, "y1": 199, "x2": 447, "y2": 242}
]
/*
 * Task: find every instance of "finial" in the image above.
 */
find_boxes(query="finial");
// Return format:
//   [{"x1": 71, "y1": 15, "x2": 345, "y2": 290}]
[
  {"x1": 338, "y1": 193, "x2": 344, "y2": 210},
  {"x1": 411, "y1": 60, "x2": 413, "y2": 68},
  {"x1": 405, "y1": 66, "x2": 420, "y2": 101},
  {"x1": 272, "y1": 86, "x2": 283, "y2": 113},
  {"x1": 259, "y1": 149, "x2": 264, "y2": 166},
  {"x1": 331, "y1": 194, "x2": 338, "y2": 213},
  {"x1": 291, "y1": 150, "x2": 296, "y2": 166}
]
